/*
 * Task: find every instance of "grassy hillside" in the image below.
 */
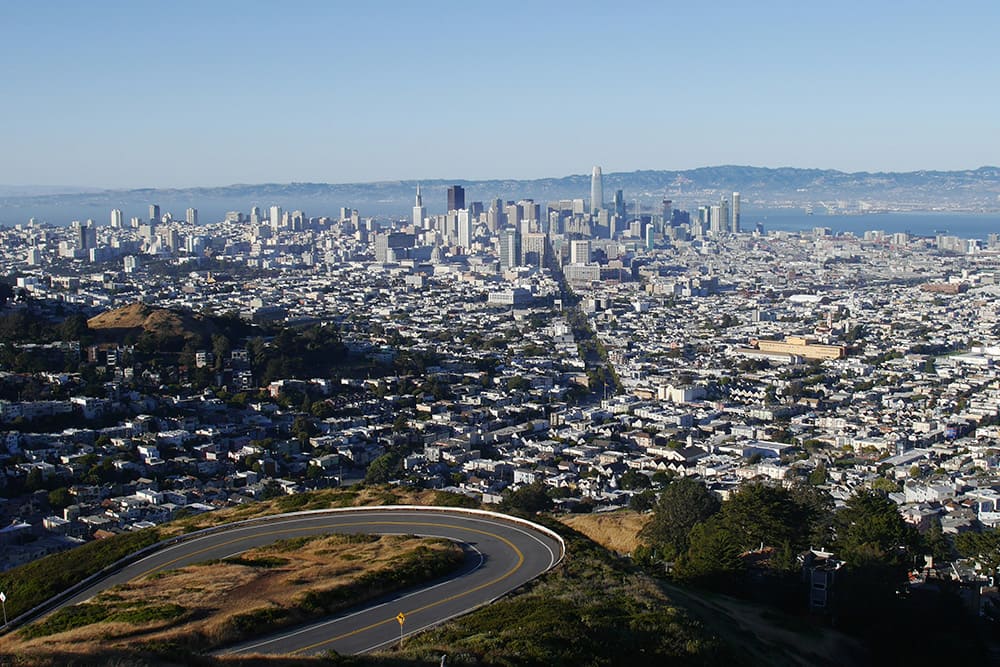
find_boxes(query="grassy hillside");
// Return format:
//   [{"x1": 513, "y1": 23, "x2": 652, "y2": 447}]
[
  {"x1": 0, "y1": 492, "x2": 870, "y2": 666},
  {"x1": 3, "y1": 534, "x2": 463, "y2": 663},
  {"x1": 0, "y1": 487, "x2": 464, "y2": 624}
]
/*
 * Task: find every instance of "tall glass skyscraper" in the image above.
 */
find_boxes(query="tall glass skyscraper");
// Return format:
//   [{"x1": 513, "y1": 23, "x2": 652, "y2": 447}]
[
  {"x1": 447, "y1": 185, "x2": 465, "y2": 212},
  {"x1": 591, "y1": 166, "x2": 603, "y2": 213}
]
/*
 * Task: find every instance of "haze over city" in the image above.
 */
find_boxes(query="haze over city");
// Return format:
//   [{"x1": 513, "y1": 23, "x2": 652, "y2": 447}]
[{"x1": 2, "y1": 1, "x2": 999, "y2": 189}]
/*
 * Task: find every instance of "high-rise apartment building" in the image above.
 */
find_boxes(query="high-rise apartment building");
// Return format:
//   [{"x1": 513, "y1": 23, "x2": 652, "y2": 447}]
[
  {"x1": 591, "y1": 166, "x2": 603, "y2": 213},
  {"x1": 186, "y1": 207, "x2": 198, "y2": 225},
  {"x1": 732, "y1": 192, "x2": 741, "y2": 233},
  {"x1": 709, "y1": 205, "x2": 724, "y2": 235},
  {"x1": 457, "y1": 208, "x2": 473, "y2": 249},
  {"x1": 570, "y1": 239, "x2": 591, "y2": 265},
  {"x1": 149, "y1": 204, "x2": 160, "y2": 223},
  {"x1": 447, "y1": 185, "x2": 465, "y2": 212},
  {"x1": 270, "y1": 205, "x2": 282, "y2": 231},
  {"x1": 523, "y1": 232, "x2": 548, "y2": 267},
  {"x1": 110, "y1": 209, "x2": 123, "y2": 229}
]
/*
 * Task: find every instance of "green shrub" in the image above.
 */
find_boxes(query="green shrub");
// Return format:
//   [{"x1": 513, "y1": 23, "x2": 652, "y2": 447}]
[{"x1": 0, "y1": 528, "x2": 160, "y2": 620}]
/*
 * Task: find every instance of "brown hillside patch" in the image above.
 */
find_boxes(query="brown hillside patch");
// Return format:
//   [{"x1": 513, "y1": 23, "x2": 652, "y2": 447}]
[
  {"x1": 558, "y1": 510, "x2": 649, "y2": 554},
  {"x1": 87, "y1": 301, "x2": 215, "y2": 343}
]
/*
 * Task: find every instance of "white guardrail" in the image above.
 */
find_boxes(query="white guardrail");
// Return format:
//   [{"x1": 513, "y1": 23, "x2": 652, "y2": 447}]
[{"x1": 2, "y1": 505, "x2": 566, "y2": 634}]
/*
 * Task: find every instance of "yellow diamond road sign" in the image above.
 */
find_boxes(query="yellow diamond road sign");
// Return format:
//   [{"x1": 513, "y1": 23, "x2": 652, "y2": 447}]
[{"x1": 396, "y1": 612, "x2": 406, "y2": 625}]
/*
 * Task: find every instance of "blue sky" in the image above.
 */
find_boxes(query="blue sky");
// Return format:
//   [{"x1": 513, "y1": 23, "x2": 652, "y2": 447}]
[{"x1": 1, "y1": 1, "x2": 997, "y2": 188}]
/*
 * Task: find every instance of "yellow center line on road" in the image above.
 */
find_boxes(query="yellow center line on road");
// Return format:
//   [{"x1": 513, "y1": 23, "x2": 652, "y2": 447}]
[
  {"x1": 288, "y1": 522, "x2": 524, "y2": 655},
  {"x1": 110, "y1": 517, "x2": 525, "y2": 656},
  {"x1": 146, "y1": 519, "x2": 494, "y2": 575}
]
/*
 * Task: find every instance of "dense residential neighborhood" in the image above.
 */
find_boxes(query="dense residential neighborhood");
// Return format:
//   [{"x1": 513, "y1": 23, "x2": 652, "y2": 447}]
[{"x1": 3, "y1": 192, "x2": 1000, "y2": 631}]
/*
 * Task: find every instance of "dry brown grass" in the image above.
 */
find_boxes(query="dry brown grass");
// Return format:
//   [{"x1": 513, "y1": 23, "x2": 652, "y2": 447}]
[
  {"x1": 2, "y1": 533, "x2": 460, "y2": 662},
  {"x1": 558, "y1": 510, "x2": 649, "y2": 554}
]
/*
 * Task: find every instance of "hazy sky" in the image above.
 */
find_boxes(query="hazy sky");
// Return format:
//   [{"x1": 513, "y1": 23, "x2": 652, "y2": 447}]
[{"x1": 2, "y1": 1, "x2": 998, "y2": 188}]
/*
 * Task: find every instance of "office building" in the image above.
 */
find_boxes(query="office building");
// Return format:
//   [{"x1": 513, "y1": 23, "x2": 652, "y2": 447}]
[
  {"x1": 591, "y1": 166, "x2": 603, "y2": 213},
  {"x1": 412, "y1": 185, "x2": 426, "y2": 228},
  {"x1": 613, "y1": 189, "x2": 625, "y2": 218},
  {"x1": 374, "y1": 232, "x2": 415, "y2": 263},
  {"x1": 447, "y1": 185, "x2": 465, "y2": 212},
  {"x1": 186, "y1": 208, "x2": 198, "y2": 225},
  {"x1": 270, "y1": 205, "x2": 282, "y2": 231},
  {"x1": 72, "y1": 220, "x2": 96, "y2": 250},
  {"x1": 149, "y1": 204, "x2": 160, "y2": 223},
  {"x1": 499, "y1": 228, "x2": 521, "y2": 270},
  {"x1": 661, "y1": 200, "x2": 673, "y2": 226}
]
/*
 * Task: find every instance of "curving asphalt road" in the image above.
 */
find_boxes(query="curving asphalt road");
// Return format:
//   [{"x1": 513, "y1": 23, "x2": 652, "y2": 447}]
[{"x1": 55, "y1": 507, "x2": 563, "y2": 657}]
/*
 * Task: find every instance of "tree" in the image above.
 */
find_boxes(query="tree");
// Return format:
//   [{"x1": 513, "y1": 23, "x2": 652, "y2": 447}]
[
  {"x1": 639, "y1": 478, "x2": 720, "y2": 561},
  {"x1": 618, "y1": 469, "x2": 651, "y2": 490},
  {"x1": 364, "y1": 453, "x2": 400, "y2": 484},
  {"x1": 291, "y1": 414, "x2": 316, "y2": 443},
  {"x1": 57, "y1": 313, "x2": 90, "y2": 342},
  {"x1": 629, "y1": 489, "x2": 656, "y2": 512},
  {"x1": 871, "y1": 476, "x2": 901, "y2": 493},
  {"x1": 922, "y1": 515, "x2": 954, "y2": 564},
  {"x1": 48, "y1": 486, "x2": 72, "y2": 509},
  {"x1": 674, "y1": 516, "x2": 744, "y2": 587},
  {"x1": 786, "y1": 483, "x2": 835, "y2": 549},
  {"x1": 24, "y1": 467, "x2": 44, "y2": 492},
  {"x1": 834, "y1": 489, "x2": 920, "y2": 622},
  {"x1": 955, "y1": 528, "x2": 1000, "y2": 574},
  {"x1": 261, "y1": 481, "x2": 283, "y2": 500},
  {"x1": 501, "y1": 481, "x2": 554, "y2": 514},
  {"x1": 650, "y1": 470, "x2": 675, "y2": 488},
  {"x1": 211, "y1": 333, "x2": 231, "y2": 371},
  {"x1": 808, "y1": 462, "x2": 827, "y2": 486},
  {"x1": 671, "y1": 482, "x2": 834, "y2": 576}
]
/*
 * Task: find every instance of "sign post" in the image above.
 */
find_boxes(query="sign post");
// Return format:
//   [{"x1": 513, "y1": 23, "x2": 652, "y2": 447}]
[
  {"x1": 1, "y1": 591, "x2": 7, "y2": 627},
  {"x1": 396, "y1": 611, "x2": 405, "y2": 648}
]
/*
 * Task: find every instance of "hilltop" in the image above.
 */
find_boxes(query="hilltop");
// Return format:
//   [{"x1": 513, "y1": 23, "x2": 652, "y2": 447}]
[{"x1": 87, "y1": 302, "x2": 218, "y2": 344}]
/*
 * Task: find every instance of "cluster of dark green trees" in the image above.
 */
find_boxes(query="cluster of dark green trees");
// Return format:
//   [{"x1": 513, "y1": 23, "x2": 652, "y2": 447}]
[
  {"x1": 639, "y1": 481, "x2": 927, "y2": 610},
  {"x1": 636, "y1": 479, "x2": 997, "y2": 661}
]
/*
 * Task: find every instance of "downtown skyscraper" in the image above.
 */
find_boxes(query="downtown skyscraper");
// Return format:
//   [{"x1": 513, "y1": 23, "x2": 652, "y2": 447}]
[
  {"x1": 412, "y1": 185, "x2": 426, "y2": 228},
  {"x1": 591, "y1": 166, "x2": 603, "y2": 213},
  {"x1": 447, "y1": 185, "x2": 465, "y2": 212}
]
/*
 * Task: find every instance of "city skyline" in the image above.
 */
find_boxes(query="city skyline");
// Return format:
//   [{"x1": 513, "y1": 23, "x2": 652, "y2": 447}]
[{"x1": 2, "y1": 1, "x2": 998, "y2": 189}]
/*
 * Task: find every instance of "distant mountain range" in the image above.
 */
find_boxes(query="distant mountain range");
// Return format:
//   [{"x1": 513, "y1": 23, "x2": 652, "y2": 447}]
[{"x1": 2, "y1": 165, "x2": 999, "y2": 226}]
